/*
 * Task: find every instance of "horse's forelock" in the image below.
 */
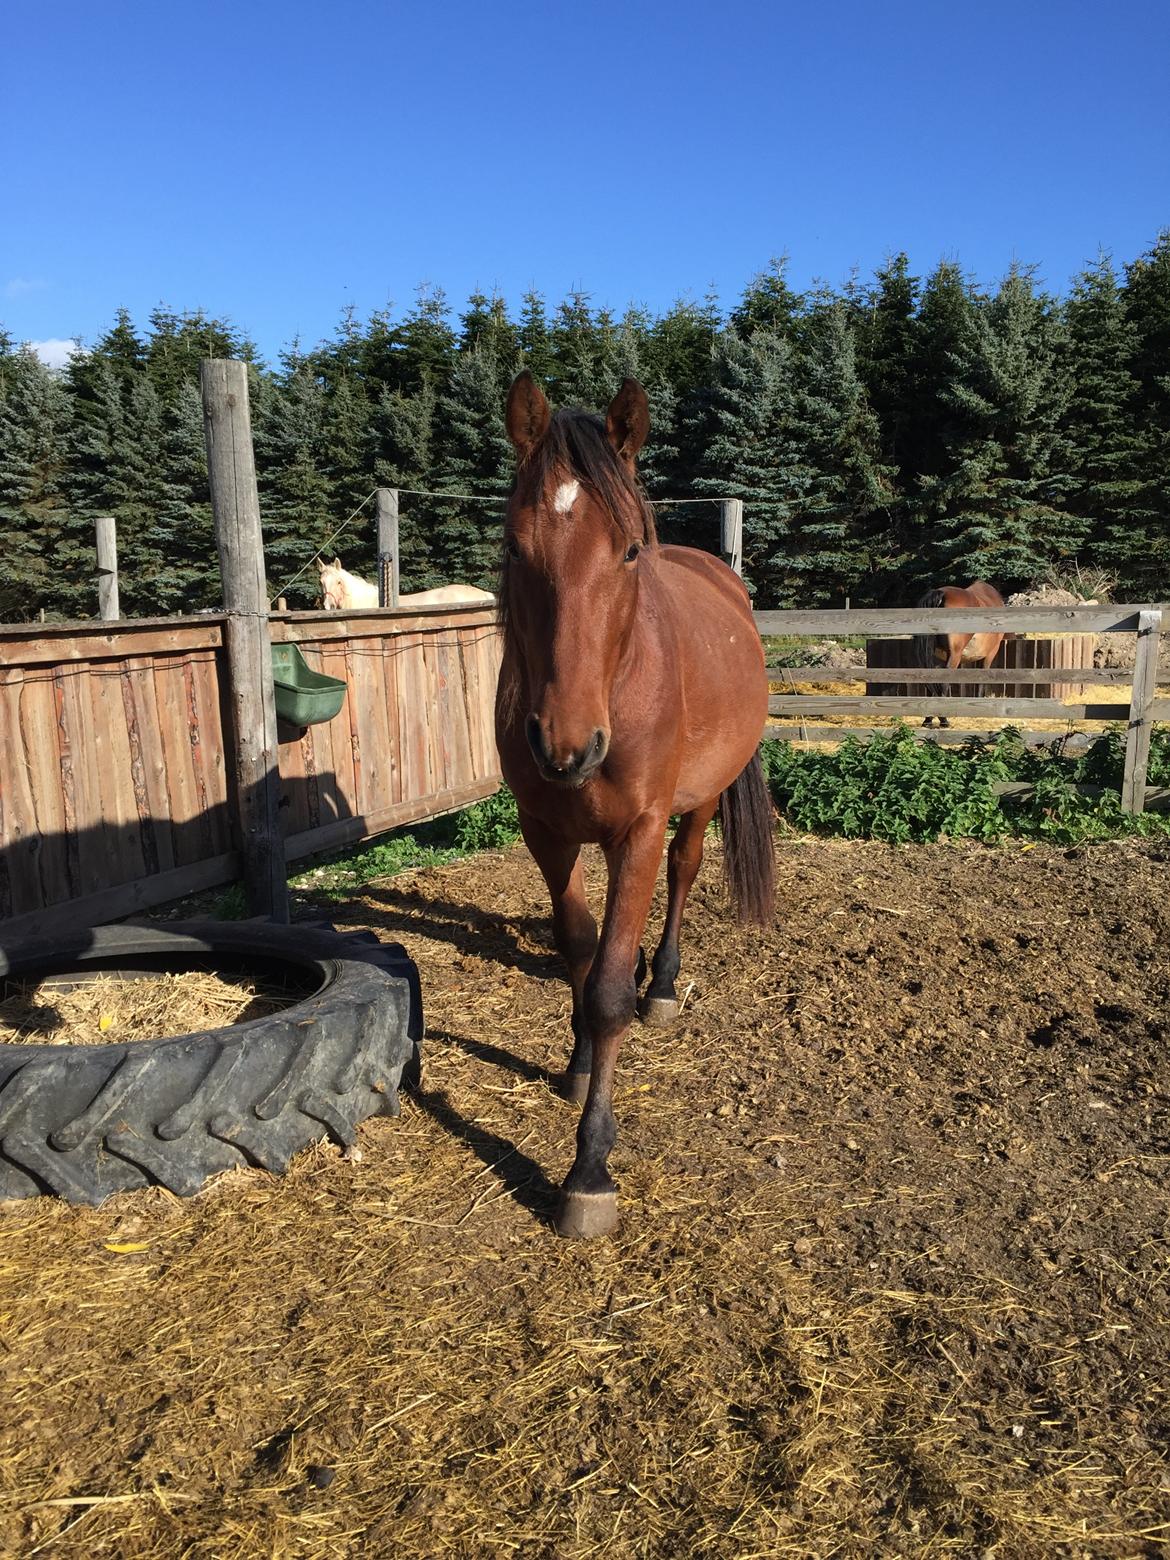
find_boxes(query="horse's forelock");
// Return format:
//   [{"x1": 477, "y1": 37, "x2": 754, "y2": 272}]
[{"x1": 515, "y1": 409, "x2": 656, "y2": 548}]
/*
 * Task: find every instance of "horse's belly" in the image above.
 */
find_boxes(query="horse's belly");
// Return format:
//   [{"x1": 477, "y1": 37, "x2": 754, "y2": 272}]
[{"x1": 963, "y1": 633, "x2": 1002, "y2": 663}]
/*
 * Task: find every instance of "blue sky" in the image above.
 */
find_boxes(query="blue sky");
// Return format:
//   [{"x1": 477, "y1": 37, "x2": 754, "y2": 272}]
[{"x1": 4, "y1": 0, "x2": 1168, "y2": 367}]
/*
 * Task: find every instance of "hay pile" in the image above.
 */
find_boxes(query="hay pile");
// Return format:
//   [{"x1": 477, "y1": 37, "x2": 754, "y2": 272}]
[
  {"x1": 1, "y1": 839, "x2": 1168, "y2": 1556},
  {"x1": 0, "y1": 971, "x2": 295, "y2": 1046}
]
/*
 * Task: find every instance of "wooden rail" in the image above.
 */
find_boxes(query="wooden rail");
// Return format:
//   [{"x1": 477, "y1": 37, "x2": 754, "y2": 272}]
[
  {"x1": 755, "y1": 604, "x2": 1167, "y2": 814},
  {"x1": 0, "y1": 605, "x2": 502, "y2": 939}
]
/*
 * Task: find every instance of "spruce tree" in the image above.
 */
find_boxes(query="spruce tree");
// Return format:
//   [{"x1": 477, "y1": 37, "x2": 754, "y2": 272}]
[
  {"x1": 518, "y1": 290, "x2": 554, "y2": 385},
  {"x1": 785, "y1": 301, "x2": 899, "y2": 604},
  {"x1": 1062, "y1": 255, "x2": 1146, "y2": 588},
  {"x1": 371, "y1": 378, "x2": 438, "y2": 590},
  {"x1": 922, "y1": 266, "x2": 1083, "y2": 588},
  {"x1": 730, "y1": 257, "x2": 804, "y2": 341},
  {"x1": 1121, "y1": 232, "x2": 1170, "y2": 595},
  {"x1": 689, "y1": 328, "x2": 804, "y2": 605},
  {"x1": 254, "y1": 357, "x2": 335, "y2": 605},
  {"x1": 430, "y1": 345, "x2": 514, "y2": 588},
  {"x1": 856, "y1": 253, "x2": 920, "y2": 468},
  {"x1": 0, "y1": 345, "x2": 72, "y2": 619},
  {"x1": 155, "y1": 378, "x2": 217, "y2": 609}
]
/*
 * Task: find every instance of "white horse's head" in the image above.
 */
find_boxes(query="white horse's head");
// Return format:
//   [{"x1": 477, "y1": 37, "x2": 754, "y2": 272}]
[{"x1": 318, "y1": 556, "x2": 346, "y2": 610}]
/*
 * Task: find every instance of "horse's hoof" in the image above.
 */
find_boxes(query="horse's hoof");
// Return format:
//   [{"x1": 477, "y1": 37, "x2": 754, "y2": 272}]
[
  {"x1": 555, "y1": 1189, "x2": 619, "y2": 1239},
  {"x1": 558, "y1": 1070, "x2": 591, "y2": 1105},
  {"x1": 638, "y1": 994, "x2": 679, "y2": 1027}
]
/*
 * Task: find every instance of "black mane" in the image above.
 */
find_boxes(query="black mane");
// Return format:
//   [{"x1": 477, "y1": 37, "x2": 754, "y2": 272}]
[
  {"x1": 515, "y1": 408, "x2": 657, "y2": 548},
  {"x1": 497, "y1": 407, "x2": 658, "y2": 649}
]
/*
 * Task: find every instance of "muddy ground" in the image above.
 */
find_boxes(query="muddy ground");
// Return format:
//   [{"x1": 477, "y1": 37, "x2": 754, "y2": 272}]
[{"x1": 1, "y1": 835, "x2": 1168, "y2": 1556}]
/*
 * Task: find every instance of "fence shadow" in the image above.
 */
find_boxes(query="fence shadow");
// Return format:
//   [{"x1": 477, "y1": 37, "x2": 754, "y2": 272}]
[{"x1": 0, "y1": 769, "x2": 354, "y2": 951}]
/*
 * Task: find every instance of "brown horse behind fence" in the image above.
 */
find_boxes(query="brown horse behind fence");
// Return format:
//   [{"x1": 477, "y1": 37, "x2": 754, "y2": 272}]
[
  {"x1": 913, "y1": 580, "x2": 1007, "y2": 727},
  {"x1": 497, "y1": 372, "x2": 775, "y2": 1239}
]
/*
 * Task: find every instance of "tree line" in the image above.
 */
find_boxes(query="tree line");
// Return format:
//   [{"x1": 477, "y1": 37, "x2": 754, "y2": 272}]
[{"x1": 1, "y1": 232, "x2": 1167, "y2": 622}]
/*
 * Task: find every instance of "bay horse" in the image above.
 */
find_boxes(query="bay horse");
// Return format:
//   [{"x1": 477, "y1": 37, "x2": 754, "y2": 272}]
[
  {"x1": 913, "y1": 580, "x2": 1006, "y2": 728},
  {"x1": 317, "y1": 558, "x2": 495, "y2": 610},
  {"x1": 498, "y1": 372, "x2": 775, "y2": 1239}
]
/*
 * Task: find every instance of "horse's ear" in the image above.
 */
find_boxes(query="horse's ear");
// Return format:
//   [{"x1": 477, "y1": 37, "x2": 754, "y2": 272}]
[
  {"x1": 506, "y1": 370, "x2": 550, "y2": 462},
  {"x1": 331, "y1": 557, "x2": 341, "y2": 569},
  {"x1": 606, "y1": 378, "x2": 650, "y2": 467}
]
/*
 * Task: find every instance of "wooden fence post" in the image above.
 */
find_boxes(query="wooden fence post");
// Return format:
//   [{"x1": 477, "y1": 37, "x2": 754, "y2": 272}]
[
  {"x1": 720, "y1": 499, "x2": 743, "y2": 577},
  {"x1": 376, "y1": 488, "x2": 400, "y2": 608},
  {"x1": 95, "y1": 515, "x2": 119, "y2": 620},
  {"x1": 200, "y1": 359, "x2": 289, "y2": 922},
  {"x1": 1121, "y1": 608, "x2": 1163, "y2": 814}
]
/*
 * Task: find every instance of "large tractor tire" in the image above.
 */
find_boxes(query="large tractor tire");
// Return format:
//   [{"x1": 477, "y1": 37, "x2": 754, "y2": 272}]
[{"x1": 0, "y1": 921, "x2": 421, "y2": 1204}]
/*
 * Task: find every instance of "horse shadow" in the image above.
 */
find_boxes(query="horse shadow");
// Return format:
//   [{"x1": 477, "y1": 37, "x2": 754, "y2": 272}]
[
  {"x1": 427, "y1": 1025, "x2": 557, "y2": 1089},
  {"x1": 409, "y1": 1075, "x2": 561, "y2": 1227},
  {"x1": 355, "y1": 884, "x2": 560, "y2": 980}
]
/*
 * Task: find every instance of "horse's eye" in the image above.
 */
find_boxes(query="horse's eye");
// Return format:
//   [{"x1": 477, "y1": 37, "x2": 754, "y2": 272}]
[
  {"x1": 624, "y1": 542, "x2": 641, "y2": 564},
  {"x1": 505, "y1": 536, "x2": 521, "y2": 561}
]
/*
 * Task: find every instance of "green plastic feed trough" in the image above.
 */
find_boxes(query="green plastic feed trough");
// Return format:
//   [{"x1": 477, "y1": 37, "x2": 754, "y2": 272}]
[{"x1": 270, "y1": 643, "x2": 347, "y2": 727}]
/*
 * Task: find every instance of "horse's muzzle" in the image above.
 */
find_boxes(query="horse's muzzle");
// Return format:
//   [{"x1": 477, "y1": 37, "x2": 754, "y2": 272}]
[{"x1": 526, "y1": 716, "x2": 608, "y2": 787}]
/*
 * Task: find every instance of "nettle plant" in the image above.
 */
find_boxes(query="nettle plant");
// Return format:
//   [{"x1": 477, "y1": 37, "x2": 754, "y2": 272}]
[{"x1": 761, "y1": 727, "x2": 1170, "y2": 846}]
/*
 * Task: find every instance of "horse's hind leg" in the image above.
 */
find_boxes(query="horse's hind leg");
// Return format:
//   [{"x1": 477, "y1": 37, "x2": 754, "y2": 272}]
[
  {"x1": 519, "y1": 811, "x2": 597, "y2": 1106},
  {"x1": 640, "y1": 799, "x2": 719, "y2": 1027}
]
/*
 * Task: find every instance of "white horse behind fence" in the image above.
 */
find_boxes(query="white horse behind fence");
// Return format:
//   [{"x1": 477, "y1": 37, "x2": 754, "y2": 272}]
[{"x1": 317, "y1": 558, "x2": 495, "y2": 611}]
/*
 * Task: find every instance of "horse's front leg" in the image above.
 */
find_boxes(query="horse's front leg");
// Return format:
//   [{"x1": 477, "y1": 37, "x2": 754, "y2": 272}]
[
  {"x1": 640, "y1": 799, "x2": 718, "y2": 1026},
  {"x1": 518, "y1": 810, "x2": 597, "y2": 1104},
  {"x1": 557, "y1": 810, "x2": 668, "y2": 1240}
]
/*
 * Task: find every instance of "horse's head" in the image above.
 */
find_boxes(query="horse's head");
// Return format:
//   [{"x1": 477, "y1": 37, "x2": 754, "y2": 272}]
[
  {"x1": 318, "y1": 557, "x2": 344, "y2": 611},
  {"x1": 502, "y1": 371, "x2": 655, "y2": 787}
]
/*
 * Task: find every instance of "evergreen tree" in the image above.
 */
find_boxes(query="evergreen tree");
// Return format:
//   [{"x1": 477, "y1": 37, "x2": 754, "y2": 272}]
[
  {"x1": 730, "y1": 257, "x2": 804, "y2": 340},
  {"x1": 689, "y1": 328, "x2": 805, "y2": 604},
  {"x1": 550, "y1": 290, "x2": 608, "y2": 405},
  {"x1": 922, "y1": 266, "x2": 1083, "y2": 587},
  {"x1": 322, "y1": 372, "x2": 373, "y2": 519},
  {"x1": 1062, "y1": 255, "x2": 1146, "y2": 587},
  {"x1": 254, "y1": 357, "x2": 335, "y2": 605},
  {"x1": 0, "y1": 345, "x2": 72, "y2": 618},
  {"x1": 62, "y1": 345, "x2": 170, "y2": 617},
  {"x1": 856, "y1": 253, "x2": 920, "y2": 468},
  {"x1": 146, "y1": 307, "x2": 253, "y2": 407},
  {"x1": 371, "y1": 377, "x2": 439, "y2": 589},
  {"x1": 785, "y1": 301, "x2": 899, "y2": 603},
  {"x1": 518, "y1": 290, "x2": 554, "y2": 384},
  {"x1": 901, "y1": 261, "x2": 981, "y2": 486},
  {"x1": 1121, "y1": 232, "x2": 1170, "y2": 595},
  {"x1": 155, "y1": 377, "x2": 217, "y2": 609},
  {"x1": 429, "y1": 345, "x2": 514, "y2": 587},
  {"x1": 393, "y1": 286, "x2": 457, "y2": 395}
]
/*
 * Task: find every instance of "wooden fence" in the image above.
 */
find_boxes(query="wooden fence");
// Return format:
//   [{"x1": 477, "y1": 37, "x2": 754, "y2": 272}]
[
  {"x1": 755, "y1": 604, "x2": 1168, "y2": 813},
  {"x1": 0, "y1": 604, "x2": 502, "y2": 939}
]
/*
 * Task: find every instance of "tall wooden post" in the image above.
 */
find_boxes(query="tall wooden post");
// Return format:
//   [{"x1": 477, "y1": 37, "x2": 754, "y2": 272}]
[
  {"x1": 95, "y1": 515, "x2": 120, "y2": 620},
  {"x1": 1121, "y1": 608, "x2": 1163, "y2": 814},
  {"x1": 376, "y1": 487, "x2": 400, "y2": 607},
  {"x1": 200, "y1": 359, "x2": 288, "y2": 922},
  {"x1": 720, "y1": 499, "x2": 743, "y2": 578}
]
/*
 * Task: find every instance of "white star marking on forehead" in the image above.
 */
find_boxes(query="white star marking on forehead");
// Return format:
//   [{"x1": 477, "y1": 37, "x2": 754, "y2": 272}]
[{"x1": 553, "y1": 480, "x2": 580, "y2": 513}]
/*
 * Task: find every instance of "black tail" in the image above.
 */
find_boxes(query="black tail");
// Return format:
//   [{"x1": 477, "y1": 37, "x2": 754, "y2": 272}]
[
  {"x1": 912, "y1": 587, "x2": 947, "y2": 677},
  {"x1": 718, "y1": 749, "x2": 775, "y2": 926}
]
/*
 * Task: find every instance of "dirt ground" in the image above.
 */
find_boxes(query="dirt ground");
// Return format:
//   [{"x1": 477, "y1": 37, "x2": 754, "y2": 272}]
[{"x1": 1, "y1": 834, "x2": 1168, "y2": 1557}]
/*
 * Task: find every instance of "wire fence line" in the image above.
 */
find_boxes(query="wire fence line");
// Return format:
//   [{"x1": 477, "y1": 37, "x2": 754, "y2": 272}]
[{"x1": 269, "y1": 487, "x2": 736, "y2": 606}]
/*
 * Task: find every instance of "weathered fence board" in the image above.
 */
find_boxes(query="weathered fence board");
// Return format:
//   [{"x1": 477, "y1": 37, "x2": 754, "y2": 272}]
[
  {"x1": 770, "y1": 663, "x2": 1137, "y2": 687},
  {"x1": 0, "y1": 605, "x2": 503, "y2": 937},
  {"x1": 769, "y1": 695, "x2": 1170, "y2": 720},
  {"x1": 759, "y1": 602, "x2": 1167, "y2": 814},
  {"x1": 755, "y1": 606, "x2": 1163, "y2": 636},
  {"x1": 863, "y1": 633, "x2": 1101, "y2": 697}
]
